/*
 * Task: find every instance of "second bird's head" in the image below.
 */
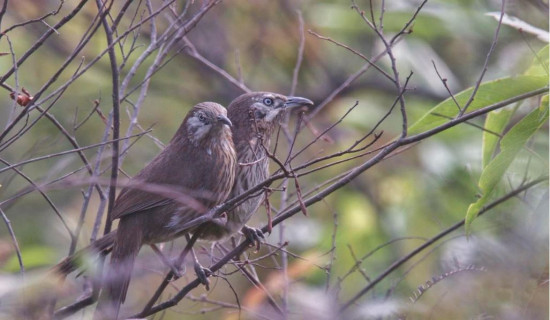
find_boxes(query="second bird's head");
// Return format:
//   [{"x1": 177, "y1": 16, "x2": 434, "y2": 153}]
[
  {"x1": 185, "y1": 102, "x2": 233, "y2": 146},
  {"x1": 227, "y1": 92, "x2": 314, "y2": 135}
]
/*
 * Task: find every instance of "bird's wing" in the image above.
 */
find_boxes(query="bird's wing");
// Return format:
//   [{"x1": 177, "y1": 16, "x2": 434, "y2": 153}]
[
  {"x1": 109, "y1": 144, "x2": 208, "y2": 221},
  {"x1": 110, "y1": 187, "x2": 174, "y2": 220},
  {"x1": 110, "y1": 146, "x2": 187, "y2": 220}
]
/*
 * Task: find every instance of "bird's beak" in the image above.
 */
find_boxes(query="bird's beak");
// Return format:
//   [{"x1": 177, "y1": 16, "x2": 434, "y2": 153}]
[
  {"x1": 217, "y1": 115, "x2": 233, "y2": 127},
  {"x1": 284, "y1": 96, "x2": 314, "y2": 109}
]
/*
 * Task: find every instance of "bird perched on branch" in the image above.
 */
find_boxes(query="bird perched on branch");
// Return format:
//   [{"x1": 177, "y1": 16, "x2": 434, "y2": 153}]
[
  {"x1": 53, "y1": 92, "x2": 313, "y2": 317},
  {"x1": 198, "y1": 92, "x2": 314, "y2": 242},
  {"x1": 95, "y1": 102, "x2": 236, "y2": 319}
]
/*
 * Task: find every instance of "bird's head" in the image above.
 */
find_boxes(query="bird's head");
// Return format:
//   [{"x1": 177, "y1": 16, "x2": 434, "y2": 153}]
[
  {"x1": 227, "y1": 92, "x2": 314, "y2": 136},
  {"x1": 184, "y1": 102, "x2": 233, "y2": 146}
]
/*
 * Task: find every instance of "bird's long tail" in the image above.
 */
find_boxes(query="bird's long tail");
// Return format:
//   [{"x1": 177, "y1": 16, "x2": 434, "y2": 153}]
[
  {"x1": 95, "y1": 218, "x2": 143, "y2": 319},
  {"x1": 52, "y1": 231, "x2": 117, "y2": 276}
]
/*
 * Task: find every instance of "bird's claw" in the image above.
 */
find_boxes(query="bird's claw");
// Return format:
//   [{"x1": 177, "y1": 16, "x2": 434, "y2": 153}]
[
  {"x1": 169, "y1": 263, "x2": 186, "y2": 280},
  {"x1": 194, "y1": 262, "x2": 211, "y2": 290},
  {"x1": 242, "y1": 225, "x2": 264, "y2": 251}
]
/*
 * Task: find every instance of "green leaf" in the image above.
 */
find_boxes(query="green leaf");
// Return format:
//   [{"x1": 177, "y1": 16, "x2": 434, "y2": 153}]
[
  {"x1": 465, "y1": 102, "x2": 549, "y2": 231},
  {"x1": 525, "y1": 45, "x2": 549, "y2": 77},
  {"x1": 541, "y1": 94, "x2": 549, "y2": 109},
  {"x1": 481, "y1": 108, "x2": 514, "y2": 169},
  {"x1": 3, "y1": 245, "x2": 57, "y2": 272},
  {"x1": 409, "y1": 76, "x2": 549, "y2": 135}
]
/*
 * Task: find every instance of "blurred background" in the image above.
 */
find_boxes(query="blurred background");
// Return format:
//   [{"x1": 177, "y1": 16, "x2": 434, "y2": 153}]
[{"x1": 0, "y1": 0, "x2": 548, "y2": 319}]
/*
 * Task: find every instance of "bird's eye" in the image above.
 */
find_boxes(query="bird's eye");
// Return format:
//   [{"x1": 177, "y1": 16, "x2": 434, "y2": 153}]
[
  {"x1": 198, "y1": 113, "x2": 206, "y2": 122},
  {"x1": 263, "y1": 98, "x2": 273, "y2": 106}
]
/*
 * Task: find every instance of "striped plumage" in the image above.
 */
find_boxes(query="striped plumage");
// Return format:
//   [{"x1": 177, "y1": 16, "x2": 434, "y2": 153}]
[
  {"x1": 95, "y1": 102, "x2": 236, "y2": 319},
  {"x1": 199, "y1": 92, "x2": 314, "y2": 240}
]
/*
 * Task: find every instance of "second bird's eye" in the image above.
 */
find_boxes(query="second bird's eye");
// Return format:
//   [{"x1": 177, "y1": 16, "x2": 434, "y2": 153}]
[{"x1": 263, "y1": 98, "x2": 273, "y2": 106}]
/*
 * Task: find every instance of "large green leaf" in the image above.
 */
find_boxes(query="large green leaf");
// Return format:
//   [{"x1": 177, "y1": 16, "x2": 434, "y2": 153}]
[
  {"x1": 465, "y1": 102, "x2": 549, "y2": 231},
  {"x1": 408, "y1": 75, "x2": 548, "y2": 135},
  {"x1": 481, "y1": 108, "x2": 514, "y2": 169},
  {"x1": 479, "y1": 45, "x2": 549, "y2": 170}
]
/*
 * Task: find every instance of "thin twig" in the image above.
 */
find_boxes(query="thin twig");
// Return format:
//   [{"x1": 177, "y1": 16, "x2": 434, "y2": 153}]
[
  {"x1": 1, "y1": 0, "x2": 65, "y2": 34},
  {"x1": 290, "y1": 10, "x2": 305, "y2": 96},
  {"x1": 432, "y1": 60, "x2": 461, "y2": 112},
  {"x1": 0, "y1": 132, "x2": 150, "y2": 175},
  {"x1": 183, "y1": 37, "x2": 251, "y2": 93},
  {"x1": 96, "y1": 0, "x2": 121, "y2": 237},
  {"x1": 0, "y1": 207, "x2": 24, "y2": 274},
  {"x1": 459, "y1": 0, "x2": 506, "y2": 116},
  {"x1": 305, "y1": 41, "x2": 399, "y2": 120},
  {"x1": 308, "y1": 29, "x2": 394, "y2": 83}
]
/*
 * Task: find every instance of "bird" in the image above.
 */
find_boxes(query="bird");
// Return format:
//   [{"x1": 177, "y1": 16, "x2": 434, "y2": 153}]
[
  {"x1": 94, "y1": 102, "x2": 236, "y2": 319},
  {"x1": 52, "y1": 92, "x2": 313, "y2": 316},
  {"x1": 197, "y1": 92, "x2": 314, "y2": 242}
]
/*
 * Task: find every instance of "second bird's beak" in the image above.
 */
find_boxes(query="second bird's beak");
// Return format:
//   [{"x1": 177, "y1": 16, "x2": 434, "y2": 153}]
[
  {"x1": 284, "y1": 96, "x2": 314, "y2": 109},
  {"x1": 217, "y1": 115, "x2": 233, "y2": 127}
]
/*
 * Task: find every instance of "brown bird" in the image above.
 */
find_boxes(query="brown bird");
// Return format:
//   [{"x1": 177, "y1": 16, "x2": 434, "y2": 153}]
[
  {"x1": 198, "y1": 92, "x2": 314, "y2": 242},
  {"x1": 53, "y1": 92, "x2": 313, "y2": 314},
  {"x1": 95, "y1": 102, "x2": 236, "y2": 319}
]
